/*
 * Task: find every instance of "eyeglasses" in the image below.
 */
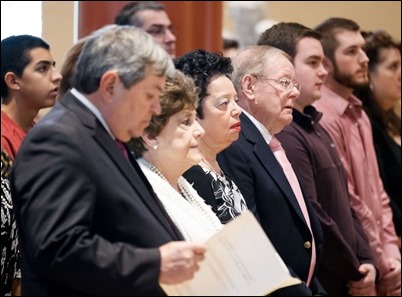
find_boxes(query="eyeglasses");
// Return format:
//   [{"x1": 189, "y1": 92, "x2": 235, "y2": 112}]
[
  {"x1": 253, "y1": 75, "x2": 301, "y2": 92},
  {"x1": 145, "y1": 25, "x2": 175, "y2": 38}
]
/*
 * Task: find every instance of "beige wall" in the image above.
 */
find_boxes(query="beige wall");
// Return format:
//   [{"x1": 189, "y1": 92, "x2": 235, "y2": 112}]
[
  {"x1": 44, "y1": 1, "x2": 401, "y2": 71},
  {"x1": 224, "y1": 1, "x2": 401, "y2": 42},
  {"x1": 42, "y1": 1, "x2": 75, "y2": 72},
  {"x1": 268, "y1": 1, "x2": 401, "y2": 39}
]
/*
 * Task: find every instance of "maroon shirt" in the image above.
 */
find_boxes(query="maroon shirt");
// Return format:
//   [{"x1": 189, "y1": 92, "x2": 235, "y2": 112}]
[{"x1": 277, "y1": 106, "x2": 374, "y2": 295}]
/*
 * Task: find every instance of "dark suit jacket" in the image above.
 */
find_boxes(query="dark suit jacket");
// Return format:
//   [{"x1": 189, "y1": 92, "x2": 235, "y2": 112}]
[
  {"x1": 218, "y1": 113, "x2": 326, "y2": 296},
  {"x1": 11, "y1": 91, "x2": 183, "y2": 296}
]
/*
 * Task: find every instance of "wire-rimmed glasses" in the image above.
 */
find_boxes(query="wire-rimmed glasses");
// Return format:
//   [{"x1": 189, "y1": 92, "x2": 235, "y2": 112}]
[{"x1": 253, "y1": 75, "x2": 301, "y2": 92}]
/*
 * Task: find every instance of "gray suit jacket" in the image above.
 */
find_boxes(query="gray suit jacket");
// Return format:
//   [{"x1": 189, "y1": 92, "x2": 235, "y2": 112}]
[{"x1": 11, "y1": 91, "x2": 182, "y2": 296}]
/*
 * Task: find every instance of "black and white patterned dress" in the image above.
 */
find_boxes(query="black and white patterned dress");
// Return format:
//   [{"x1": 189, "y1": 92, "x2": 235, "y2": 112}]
[
  {"x1": 1, "y1": 150, "x2": 20, "y2": 296},
  {"x1": 184, "y1": 164, "x2": 248, "y2": 224}
]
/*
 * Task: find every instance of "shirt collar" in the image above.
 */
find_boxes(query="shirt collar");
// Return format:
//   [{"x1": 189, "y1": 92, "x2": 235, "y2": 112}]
[
  {"x1": 292, "y1": 106, "x2": 323, "y2": 130},
  {"x1": 71, "y1": 88, "x2": 115, "y2": 139},
  {"x1": 241, "y1": 108, "x2": 273, "y2": 144},
  {"x1": 321, "y1": 86, "x2": 363, "y2": 117}
]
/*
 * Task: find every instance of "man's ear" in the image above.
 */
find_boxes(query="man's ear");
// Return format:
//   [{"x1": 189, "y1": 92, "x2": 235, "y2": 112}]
[
  {"x1": 4, "y1": 72, "x2": 21, "y2": 91},
  {"x1": 99, "y1": 70, "x2": 119, "y2": 102},
  {"x1": 323, "y1": 57, "x2": 333, "y2": 74},
  {"x1": 242, "y1": 74, "x2": 256, "y2": 102}
]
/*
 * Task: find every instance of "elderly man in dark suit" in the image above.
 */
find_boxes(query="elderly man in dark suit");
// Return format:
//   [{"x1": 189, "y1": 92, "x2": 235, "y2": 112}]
[
  {"x1": 218, "y1": 45, "x2": 326, "y2": 296},
  {"x1": 10, "y1": 25, "x2": 204, "y2": 296}
]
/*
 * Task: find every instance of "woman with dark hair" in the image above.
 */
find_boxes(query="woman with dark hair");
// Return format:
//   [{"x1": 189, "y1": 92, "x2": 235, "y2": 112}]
[
  {"x1": 175, "y1": 49, "x2": 248, "y2": 224},
  {"x1": 354, "y1": 30, "x2": 401, "y2": 245}
]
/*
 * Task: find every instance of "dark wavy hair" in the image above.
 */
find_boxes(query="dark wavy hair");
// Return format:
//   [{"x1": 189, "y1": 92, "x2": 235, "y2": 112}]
[{"x1": 174, "y1": 49, "x2": 233, "y2": 119}]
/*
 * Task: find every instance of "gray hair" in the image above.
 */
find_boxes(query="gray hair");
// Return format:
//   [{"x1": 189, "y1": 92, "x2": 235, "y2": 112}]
[
  {"x1": 231, "y1": 45, "x2": 291, "y2": 93},
  {"x1": 115, "y1": 1, "x2": 165, "y2": 27},
  {"x1": 72, "y1": 24, "x2": 175, "y2": 94}
]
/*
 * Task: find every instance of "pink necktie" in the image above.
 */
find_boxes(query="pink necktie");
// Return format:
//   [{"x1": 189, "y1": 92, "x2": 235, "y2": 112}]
[
  {"x1": 269, "y1": 136, "x2": 316, "y2": 286},
  {"x1": 116, "y1": 140, "x2": 129, "y2": 160}
]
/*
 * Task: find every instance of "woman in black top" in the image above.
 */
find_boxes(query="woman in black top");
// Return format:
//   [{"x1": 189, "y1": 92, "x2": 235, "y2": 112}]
[
  {"x1": 355, "y1": 30, "x2": 401, "y2": 243},
  {"x1": 175, "y1": 49, "x2": 248, "y2": 223}
]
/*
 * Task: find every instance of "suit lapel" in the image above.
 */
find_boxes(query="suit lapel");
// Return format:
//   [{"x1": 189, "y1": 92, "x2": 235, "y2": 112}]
[
  {"x1": 241, "y1": 114, "x2": 306, "y2": 223},
  {"x1": 62, "y1": 92, "x2": 182, "y2": 239},
  {"x1": 95, "y1": 121, "x2": 182, "y2": 239}
]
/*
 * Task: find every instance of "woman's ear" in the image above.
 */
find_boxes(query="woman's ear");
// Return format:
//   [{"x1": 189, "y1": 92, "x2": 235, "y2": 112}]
[{"x1": 142, "y1": 133, "x2": 159, "y2": 150}]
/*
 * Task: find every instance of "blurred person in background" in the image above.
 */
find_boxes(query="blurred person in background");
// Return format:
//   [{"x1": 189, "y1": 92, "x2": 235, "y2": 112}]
[
  {"x1": 354, "y1": 30, "x2": 401, "y2": 247},
  {"x1": 115, "y1": 1, "x2": 176, "y2": 58},
  {"x1": 222, "y1": 37, "x2": 240, "y2": 58}
]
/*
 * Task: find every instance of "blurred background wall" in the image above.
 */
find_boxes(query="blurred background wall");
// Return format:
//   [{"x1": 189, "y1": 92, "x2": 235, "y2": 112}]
[
  {"x1": 223, "y1": 1, "x2": 401, "y2": 48},
  {"x1": 39, "y1": 1, "x2": 401, "y2": 71}
]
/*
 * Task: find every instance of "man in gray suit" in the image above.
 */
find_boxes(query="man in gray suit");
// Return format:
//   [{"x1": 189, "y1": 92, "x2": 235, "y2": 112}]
[{"x1": 10, "y1": 25, "x2": 204, "y2": 296}]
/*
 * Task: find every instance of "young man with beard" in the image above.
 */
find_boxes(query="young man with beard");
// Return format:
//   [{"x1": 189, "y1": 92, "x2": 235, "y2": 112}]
[{"x1": 313, "y1": 17, "x2": 401, "y2": 296}]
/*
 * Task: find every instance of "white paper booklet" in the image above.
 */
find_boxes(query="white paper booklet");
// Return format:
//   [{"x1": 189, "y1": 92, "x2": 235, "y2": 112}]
[{"x1": 161, "y1": 211, "x2": 301, "y2": 296}]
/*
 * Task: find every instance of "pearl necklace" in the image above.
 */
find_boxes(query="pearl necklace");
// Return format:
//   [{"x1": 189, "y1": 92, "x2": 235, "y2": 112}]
[
  {"x1": 140, "y1": 158, "x2": 168, "y2": 183},
  {"x1": 138, "y1": 158, "x2": 222, "y2": 233},
  {"x1": 139, "y1": 158, "x2": 201, "y2": 203}
]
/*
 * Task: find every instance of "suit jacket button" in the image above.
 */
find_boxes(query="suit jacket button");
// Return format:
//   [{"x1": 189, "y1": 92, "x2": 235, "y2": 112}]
[{"x1": 304, "y1": 241, "x2": 312, "y2": 249}]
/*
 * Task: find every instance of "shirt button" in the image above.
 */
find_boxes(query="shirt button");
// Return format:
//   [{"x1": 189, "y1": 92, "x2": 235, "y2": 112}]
[{"x1": 304, "y1": 241, "x2": 312, "y2": 249}]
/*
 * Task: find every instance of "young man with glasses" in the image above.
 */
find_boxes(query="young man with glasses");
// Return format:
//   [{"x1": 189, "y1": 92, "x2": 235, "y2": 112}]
[
  {"x1": 115, "y1": 1, "x2": 176, "y2": 58},
  {"x1": 218, "y1": 45, "x2": 327, "y2": 296}
]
